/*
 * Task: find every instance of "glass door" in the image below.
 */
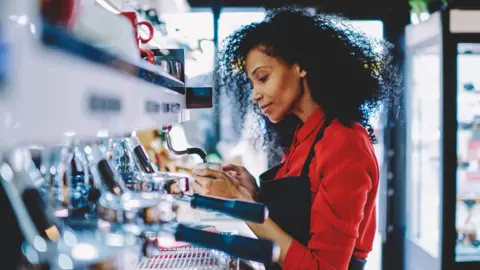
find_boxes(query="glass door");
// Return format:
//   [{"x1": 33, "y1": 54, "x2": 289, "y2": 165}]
[{"x1": 405, "y1": 40, "x2": 443, "y2": 270}]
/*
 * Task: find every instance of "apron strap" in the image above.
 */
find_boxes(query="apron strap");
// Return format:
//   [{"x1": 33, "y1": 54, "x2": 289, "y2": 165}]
[{"x1": 300, "y1": 117, "x2": 332, "y2": 178}]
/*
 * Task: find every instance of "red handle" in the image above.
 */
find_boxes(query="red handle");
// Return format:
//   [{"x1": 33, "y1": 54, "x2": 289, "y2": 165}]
[
  {"x1": 138, "y1": 21, "x2": 154, "y2": 44},
  {"x1": 41, "y1": 0, "x2": 77, "y2": 29},
  {"x1": 141, "y1": 49, "x2": 155, "y2": 64}
]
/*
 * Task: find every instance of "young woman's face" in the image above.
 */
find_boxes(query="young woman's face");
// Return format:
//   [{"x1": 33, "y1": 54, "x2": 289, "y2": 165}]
[{"x1": 245, "y1": 47, "x2": 305, "y2": 123}]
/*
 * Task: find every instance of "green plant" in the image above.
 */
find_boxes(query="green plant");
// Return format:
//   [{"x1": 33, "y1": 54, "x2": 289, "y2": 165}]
[
  {"x1": 409, "y1": 0, "x2": 448, "y2": 15},
  {"x1": 410, "y1": 0, "x2": 428, "y2": 15}
]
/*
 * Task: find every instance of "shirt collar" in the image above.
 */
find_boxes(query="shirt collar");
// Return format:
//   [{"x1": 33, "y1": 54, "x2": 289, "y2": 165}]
[{"x1": 293, "y1": 107, "x2": 326, "y2": 146}]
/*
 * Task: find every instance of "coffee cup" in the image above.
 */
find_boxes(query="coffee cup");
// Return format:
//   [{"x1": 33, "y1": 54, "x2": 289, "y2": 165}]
[
  {"x1": 140, "y1": 49, "x2": 155, "y2": 64},
  {"x1": 41, "y1": 0, "x2": 78, "y2": 29},
  {"x1": 120, "y1": 11, "x2": 155, "y2": 64},
  {"x1": 120, "y1": 12, "x2": 154, "y2": 45},
  {"x1": 195, "y1": 162, "x2": 223, "y2": 171},
  {"x1": 146, "y1": 48, "x2": 185, "y2": 81}
]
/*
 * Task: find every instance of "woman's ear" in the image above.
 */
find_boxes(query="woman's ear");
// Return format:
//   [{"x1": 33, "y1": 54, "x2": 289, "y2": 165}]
[
  {"x1": 295, "y1": 64, "x2": 307, "y2": 78},
  {"x1": 299, "y1": 69, "x2": 307, "y2": 78}
]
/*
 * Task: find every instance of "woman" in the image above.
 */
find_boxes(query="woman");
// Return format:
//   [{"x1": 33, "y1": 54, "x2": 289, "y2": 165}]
[{"x1": 191, "y1": 6, "x2": 401, "y2": 270}]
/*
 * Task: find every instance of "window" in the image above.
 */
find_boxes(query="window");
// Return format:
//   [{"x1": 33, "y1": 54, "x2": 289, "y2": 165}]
[
  {"x1": 219, "y1": 8, "x2": 266, "y2": 43},
  {"x1": 161, "y1": 10, "x2": 215, "y2": 78}
]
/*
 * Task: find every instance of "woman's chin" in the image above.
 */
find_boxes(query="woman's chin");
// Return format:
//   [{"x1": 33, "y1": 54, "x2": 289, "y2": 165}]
[
  {"x1": 266, "y1": 114, "x2": 281, "y2": 124},
  {"x1": 269, "y1": 119, "x2": 279, "y2": 124}
]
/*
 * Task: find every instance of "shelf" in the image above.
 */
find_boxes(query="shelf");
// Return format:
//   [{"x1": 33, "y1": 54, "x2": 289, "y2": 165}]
[
  {"x1": 0, "y1": 21, "x2": 189, "y2": 148},
  {"x1": 456, "y1": 245, "x2": 480, "y2": 262},
  {"x1": 41, "y1": 23, "x2": 185, "y2": 94}
]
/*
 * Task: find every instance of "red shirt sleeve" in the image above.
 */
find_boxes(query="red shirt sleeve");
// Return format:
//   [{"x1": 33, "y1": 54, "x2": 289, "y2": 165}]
[{"x1": 283, "y1": 124, "x2": 376, "y2": 270}]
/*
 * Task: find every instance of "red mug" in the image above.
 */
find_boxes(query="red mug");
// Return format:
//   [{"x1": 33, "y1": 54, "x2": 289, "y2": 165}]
[
  {"x1": 41, "y1": 0, "x2": 78, "y2": 29},
  {"x1": 120, "y1": 11, "x2": 155, "y2": 64},
  {"x1": 140, "y1": 49, "x2": 155, "y2": 64}
]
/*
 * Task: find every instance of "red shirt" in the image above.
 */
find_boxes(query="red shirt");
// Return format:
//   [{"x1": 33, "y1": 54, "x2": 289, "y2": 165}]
[{"x1": 278, "y1": 108, "x2": 379, "y2": 270}]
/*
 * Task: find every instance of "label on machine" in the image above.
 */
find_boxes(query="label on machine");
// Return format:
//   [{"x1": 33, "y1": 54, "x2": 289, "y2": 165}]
[
  {"x1": 145, "y1": 101, "x2": 181, "y2": 114},
  {"x1": 88, "y1": 93, "x2": 122, "y2": 113},
  {"x1": 145, "y1": 100, "x2": 161, "y2": 114}
]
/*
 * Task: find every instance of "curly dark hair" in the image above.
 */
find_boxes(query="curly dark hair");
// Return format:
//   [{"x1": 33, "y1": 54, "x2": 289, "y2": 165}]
[{"x1": 215, "y1": 6, "x2": 401, "y2": 155}]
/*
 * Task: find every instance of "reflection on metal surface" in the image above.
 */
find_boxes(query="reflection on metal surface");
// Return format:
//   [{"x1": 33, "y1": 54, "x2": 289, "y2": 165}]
[
  {"x1": 33, "y1": 235, "x2": 47, "y2": 252},
  {"x1": 58, "y1": 253, "x2": 74, "y2": 269},
  {"x1": 71, "y1": 243, "x2": 99, "y2": 261},
  {"x1": 136, "y1": 246, "x2": 239, "y2": 270}
]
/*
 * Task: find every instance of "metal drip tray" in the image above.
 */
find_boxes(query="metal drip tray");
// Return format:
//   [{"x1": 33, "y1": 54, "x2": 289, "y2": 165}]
[{"x1": 136, "y1": 246, "x2": 239, "y2": 270}]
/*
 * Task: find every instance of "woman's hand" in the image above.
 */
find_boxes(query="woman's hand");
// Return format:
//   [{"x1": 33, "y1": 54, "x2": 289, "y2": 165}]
[
  {"x1": 221, "y1": 164, "x2": 259, "y2": 201},
  {"x1": 191, "y1": 168, "x2": 254, "y2": 201},
  {"x1": 192, "y1": 168, "x2": 293, "y2": 265}
]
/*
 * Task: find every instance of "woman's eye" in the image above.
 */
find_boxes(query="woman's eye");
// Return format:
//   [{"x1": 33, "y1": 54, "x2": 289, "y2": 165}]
[
  {"x1": 248, "y1": 79, "x2": 253, "y2": 88},
  {"x1": 259, "y1": 76, "x2": 268, "y2": 83}
]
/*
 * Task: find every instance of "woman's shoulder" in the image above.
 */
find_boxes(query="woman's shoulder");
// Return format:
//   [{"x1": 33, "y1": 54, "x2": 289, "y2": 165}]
[{"x1": 316, "y1": 119, "x2": 373, "y2": 154}]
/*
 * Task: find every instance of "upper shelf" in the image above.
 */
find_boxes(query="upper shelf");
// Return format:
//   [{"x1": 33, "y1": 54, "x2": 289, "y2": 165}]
[
  {"x1": 42, "y1": 23, "x2": 186, "y2": 94},
  {"x1": 0, "y1": 20, "x2": 189, "y2": 149}
]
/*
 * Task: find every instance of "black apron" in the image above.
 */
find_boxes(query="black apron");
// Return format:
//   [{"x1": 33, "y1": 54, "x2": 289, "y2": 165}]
[{"x1": 259, "y1": 119, "x2": 367, "y2": 270}]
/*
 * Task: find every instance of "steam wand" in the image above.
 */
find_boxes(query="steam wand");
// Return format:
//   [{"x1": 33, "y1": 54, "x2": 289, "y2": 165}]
[{"x1": 161, "y1": 126, "x2": 208, "y2": 163}]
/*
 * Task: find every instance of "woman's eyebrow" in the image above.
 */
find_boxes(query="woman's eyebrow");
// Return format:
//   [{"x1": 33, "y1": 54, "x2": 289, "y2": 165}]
[{"x1": 251, "y1": 66, "x2": 269, "y2": 76}]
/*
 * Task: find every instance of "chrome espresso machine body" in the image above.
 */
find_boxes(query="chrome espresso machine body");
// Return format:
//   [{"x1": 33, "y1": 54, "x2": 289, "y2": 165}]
[{"x1": 0, "y1": 1, "x2": 278, "y2": 269}]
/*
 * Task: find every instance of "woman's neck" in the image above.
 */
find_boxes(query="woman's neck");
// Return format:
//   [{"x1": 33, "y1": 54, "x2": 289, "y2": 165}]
[{"x1": 291, "y1": 79, "x2": 320, "y2": 123}]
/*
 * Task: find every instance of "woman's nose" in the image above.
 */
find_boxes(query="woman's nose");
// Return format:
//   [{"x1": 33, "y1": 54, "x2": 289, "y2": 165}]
[{"x1": 251, "y1": 89, "x2": 262, "y2": 103}]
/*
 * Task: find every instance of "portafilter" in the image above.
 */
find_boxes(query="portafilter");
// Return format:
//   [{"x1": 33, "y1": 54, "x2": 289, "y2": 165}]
[
  {"x1": 123, "y1": 136, "x2": 269, "y2": 224},
  {"x1": 0, "y1": 148, "x2": 137, "y2": 269},
  {"x1": 84, "y1": 144, "x2": 279, "y2": 264}
]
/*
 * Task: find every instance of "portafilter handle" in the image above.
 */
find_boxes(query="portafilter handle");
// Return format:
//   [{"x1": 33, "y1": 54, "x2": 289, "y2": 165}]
[
  {"x1": 84, "y1": 145, "x2": 125, "y2": 196},
  {"x1": 174, "y1": 224, "x2": 280, "y2": 264},
  {"x1": 161, "y1": 126, "x2": 207, "y2": 163},
  {"x1": 126, "y1": 137, "x2": 156, "y2": 174},
  {"x1": 180, "y1": 193, "x2": 268, "y2": 223}
]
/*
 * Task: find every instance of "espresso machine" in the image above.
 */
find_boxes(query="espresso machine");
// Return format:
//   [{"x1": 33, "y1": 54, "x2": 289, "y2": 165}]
[{"x1": 0, "y1": 0, "x2": 278, "y2": 269}]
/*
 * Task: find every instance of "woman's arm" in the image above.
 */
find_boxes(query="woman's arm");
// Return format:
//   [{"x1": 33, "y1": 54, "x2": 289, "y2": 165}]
[
  {"x1": 279, "y1": 126, "x2": 377, "y2": 270},
  {"x1": 245, "y1": 218, "x2": 293, "y2": 265},
  {"x1": 192, "y1": 125, "x2": 377, "y2": 269}
]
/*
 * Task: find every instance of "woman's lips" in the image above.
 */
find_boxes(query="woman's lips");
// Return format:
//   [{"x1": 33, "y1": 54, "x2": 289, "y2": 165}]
[{"x1": 261, "y1": 104, "x2": 272, "y2": 114}]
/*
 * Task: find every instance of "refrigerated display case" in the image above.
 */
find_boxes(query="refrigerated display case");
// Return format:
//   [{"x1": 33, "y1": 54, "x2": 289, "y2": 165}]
[
  {"x1": 405, "y1": 7, "x2": 480, "y2": 270},
  {"x1": 456, "y1": 42, "x2": 480, "y2": 263}
]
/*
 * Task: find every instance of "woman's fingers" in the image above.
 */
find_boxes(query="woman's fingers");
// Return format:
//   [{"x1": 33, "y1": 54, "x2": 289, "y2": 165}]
[
  {"x1": 190, "y1": 180, "x2": 206, "y2": 194},
  {"x1": 193, "y1": 175, "x2": 215, "y2": 187},
  {"x1": 193, "y1": 168, "x2": 225, "y2": 179},
  {"x1": 191, "y1": 172, "x2": 241, "y2": 199},
  {"x1": 221, "y1": 164, "x2": 237, "y2": 171},
  {"x1": 222, "y1": 164, "x2": 244, "y2": 174},
  {"x1": 226, "y1": 171, "x2": 238, "y2": 178}
]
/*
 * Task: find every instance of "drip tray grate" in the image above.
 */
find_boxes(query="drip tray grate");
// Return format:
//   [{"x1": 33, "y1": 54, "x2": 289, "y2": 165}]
[{"x1": 136, "y1": 246, "x2": 239, "y2": 270}]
